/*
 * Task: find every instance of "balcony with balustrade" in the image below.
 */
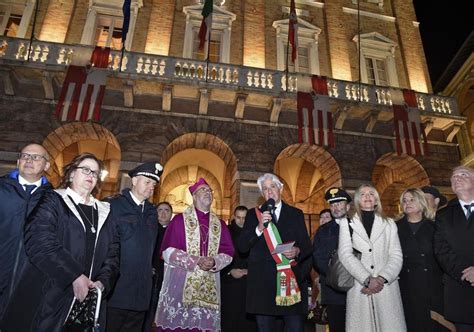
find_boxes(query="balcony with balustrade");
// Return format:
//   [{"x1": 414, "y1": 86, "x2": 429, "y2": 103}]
[{"x1": 0, "y1": 37, "x2": 463, "y2": 138}]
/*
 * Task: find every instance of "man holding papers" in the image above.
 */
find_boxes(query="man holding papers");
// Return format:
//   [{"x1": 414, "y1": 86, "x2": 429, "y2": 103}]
[{"x1": 239, "y1": 173, "x2": 312, "y2": 332}]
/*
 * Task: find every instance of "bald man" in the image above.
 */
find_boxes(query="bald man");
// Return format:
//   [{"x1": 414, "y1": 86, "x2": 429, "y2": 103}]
[{"x1": 0, "y1": 144, "x2": 52, "y2": 319}]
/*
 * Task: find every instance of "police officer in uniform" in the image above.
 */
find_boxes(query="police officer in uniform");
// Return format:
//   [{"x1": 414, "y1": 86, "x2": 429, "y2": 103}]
[
  {"x1": 312, "y1": 187, "x2": 352, "y2": 332},
  {"x1": 106, "y1": 162, "x2": 163, "y2": 332}
]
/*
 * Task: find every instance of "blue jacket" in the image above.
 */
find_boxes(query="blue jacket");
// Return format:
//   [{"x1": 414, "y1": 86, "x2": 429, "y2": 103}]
[
  {"x1": 106, "y1": 189, "x2": 158, "y2": 311},
  {"x1": 312, "y1": 219, "x2": 346, "y2": 305},
  {"x1": 0, "y1": 170, "x2": 51, "y2": 319}
]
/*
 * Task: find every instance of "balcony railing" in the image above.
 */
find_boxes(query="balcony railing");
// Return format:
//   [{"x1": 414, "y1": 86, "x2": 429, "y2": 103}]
[{"x1": 0, "y1": 37, "x2": 458, "y2": 116}]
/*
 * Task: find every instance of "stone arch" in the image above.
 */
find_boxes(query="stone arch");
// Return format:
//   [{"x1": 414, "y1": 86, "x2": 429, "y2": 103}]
[
  {"x1": 159, "y1": 133, "x2": 238, "y2": 220},
  {"x1": 42, "y1": 122, "x2": 121, "y2": 198},
  {"x1": 275, "y1": 144, "x2": 342, "y2": 236},
  {"x1": 372, "y1": 153, "x2": 429, "y2": 217}
]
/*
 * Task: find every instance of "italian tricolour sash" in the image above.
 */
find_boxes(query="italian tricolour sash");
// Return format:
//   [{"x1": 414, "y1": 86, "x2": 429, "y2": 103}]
[{"x1": 255, "y1": 209, "x2": 301, "y2": 306}]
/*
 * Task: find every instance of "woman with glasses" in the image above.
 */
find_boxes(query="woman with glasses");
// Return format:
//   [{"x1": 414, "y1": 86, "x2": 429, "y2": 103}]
[
  {"x1": 397, "y1": 189, "x2": 448, "y2": 331},
  {"x1": 1, "y1": 153, "x2": 120, "y2": 332},
  {"x1": 337, "y1": 184, "x2": 406, "y2": 331}
]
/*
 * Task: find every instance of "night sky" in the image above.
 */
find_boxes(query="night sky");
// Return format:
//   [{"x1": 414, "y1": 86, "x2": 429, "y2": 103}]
[{"x1": 413, "y1": 1, "x2": 473, "y2": 89}]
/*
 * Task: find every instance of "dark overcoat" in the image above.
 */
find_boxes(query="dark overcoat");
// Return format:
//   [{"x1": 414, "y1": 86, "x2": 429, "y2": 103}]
[
  {"x1": 221, "y1": 221, "x2": 257, "y2": 332},
  {"x1": 0, "y1": 171, "x2": 51, "y2": 318},
  {"x1": 0, "y1": 189, "x2": 120, "y2": 332},
  {"x1": 312, "y1": 219, "x2": 346, "y2": 305},
  {"x1": 238, "y1": 202, "x2": 312, "y2": 315},
  {"x1": 397, "y1": 217, "x2": 445, "y2": 331},
  {"x1": 434, "y1": 199, "x2": 474, "y2": 324},
  {"x1": 106, "y1": 189, "x2": 158, "y2": 311}
]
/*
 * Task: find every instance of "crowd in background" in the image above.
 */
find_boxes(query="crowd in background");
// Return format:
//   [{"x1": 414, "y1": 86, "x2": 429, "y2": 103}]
[{"x1": 0, "y1": 143, "x2": 473, "y2": 332}]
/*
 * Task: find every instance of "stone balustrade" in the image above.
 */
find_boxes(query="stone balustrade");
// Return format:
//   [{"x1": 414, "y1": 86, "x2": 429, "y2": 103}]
[{"x1": 0, "y1": 37, "x2": 458, "y2": 116}]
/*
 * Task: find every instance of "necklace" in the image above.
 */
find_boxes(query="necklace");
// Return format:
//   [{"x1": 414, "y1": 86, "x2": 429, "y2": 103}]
[{"x1": 75, "y1": 202, "x2": 97, "y2": 234}]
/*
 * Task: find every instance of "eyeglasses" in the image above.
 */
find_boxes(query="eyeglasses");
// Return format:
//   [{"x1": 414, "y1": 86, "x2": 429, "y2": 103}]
[
  {"x1": 76, "y1": 166, "x2": 100, "y2": 179},
  {"x1": 195, "y1": 187, "x2": 213, "y2": 195},
  {"x1": 19, "y1": 153, "x2": 47, "y2": 162}
]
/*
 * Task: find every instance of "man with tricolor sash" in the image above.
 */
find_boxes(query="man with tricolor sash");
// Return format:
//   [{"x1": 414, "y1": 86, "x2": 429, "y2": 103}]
[
  {"x1": 239, "y1": 173, "x2": 312, "y2": 331},
  {"x1": 154, "y1": 178, "x2": 234, "y2": 331}
]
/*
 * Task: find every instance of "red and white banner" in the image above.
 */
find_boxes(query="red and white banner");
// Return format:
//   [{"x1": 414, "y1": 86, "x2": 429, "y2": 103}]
[
  {"x1": 297, "y1": 76, "x2": 334, "y2": 147},
  {"x1": 392, "y1": 89, "x2": 427, "y2": 156},
  {"x1": 288, "y1": 0, "x2": 298, "y2": 63},
  {"x1": 55, "y1": 47, "x2": 110, "y2": 122}
]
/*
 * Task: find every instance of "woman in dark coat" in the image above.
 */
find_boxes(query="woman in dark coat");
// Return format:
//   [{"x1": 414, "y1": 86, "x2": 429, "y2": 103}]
[
  {"x1": 397, "y1": 188, "x2": 449, "y2": 332},
  {"x1": 1, "y1": 153, "x2": 120, "y2": 332}
]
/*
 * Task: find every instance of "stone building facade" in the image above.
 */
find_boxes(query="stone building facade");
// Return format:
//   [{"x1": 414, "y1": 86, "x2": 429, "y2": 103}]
[{"x1": 0, "y1": 0, "x2": 464, "y2": 234}]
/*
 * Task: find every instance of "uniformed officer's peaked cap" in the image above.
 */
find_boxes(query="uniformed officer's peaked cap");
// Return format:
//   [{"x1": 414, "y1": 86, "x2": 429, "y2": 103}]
[
  {"x1": 324, "y1": 187, "x2": 352, "y2": 204},
  {"x1": 128, "y1": 162, "x2": 163, "y2": 182}
]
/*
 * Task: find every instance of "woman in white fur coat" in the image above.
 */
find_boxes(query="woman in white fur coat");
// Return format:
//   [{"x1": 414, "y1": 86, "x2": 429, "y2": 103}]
[{"x1": 338, "y1": 184, "x2": 406, "y2": 331}]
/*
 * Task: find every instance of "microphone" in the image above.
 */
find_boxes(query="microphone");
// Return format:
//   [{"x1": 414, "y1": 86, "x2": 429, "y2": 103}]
[{"x1": 262, "y1": 198, "x2": 276, "y2": 228}]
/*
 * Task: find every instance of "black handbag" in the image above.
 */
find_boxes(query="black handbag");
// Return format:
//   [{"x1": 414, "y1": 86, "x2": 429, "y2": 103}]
[
  {"x1": 65, "y1": 286, "x2": 102, "y2": 331},
  {"x1": 326, "y1": 219, "x2": 362, "y2": 292},
  {"x1": 307, "y1": 301, "x2": 328, "y2": 325}
]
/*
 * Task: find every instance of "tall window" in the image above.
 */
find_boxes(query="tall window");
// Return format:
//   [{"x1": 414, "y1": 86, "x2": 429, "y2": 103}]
[
  {"x1": 353, "y1": 32, "x2": 400, "y2": 87},
  {"x1": 192, "y1": 30, "x2": 221, "y2": 62},
  {"x1": 94, "y1": 16, "x2": 123, "y2": 50},
  {"x1": 273, "y1": 19, "x2": 321, "y2": 75},
  {"x1": 2, "y1": 13, "x2": 21, "y2": 36},
  {"x1": 0, "y1": 4, "x2": 23, "y2": 37},
  {"x1": 81, "y1": 1, "x2": 142, "y2": 51},
  {"x1": 284, "y1": 44, "x2": 310, "y2": 74},
  {"x1": 183, "y1": 5, "x2": 236, "y2": 63},
  {"x1": 365, "y1": 57, "x2": 388, "y2": 86}
]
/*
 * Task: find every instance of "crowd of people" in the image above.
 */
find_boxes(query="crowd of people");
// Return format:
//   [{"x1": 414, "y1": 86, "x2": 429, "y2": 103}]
[{"x1": 0, "y1": 142, "x2": 473, "y2": 332}]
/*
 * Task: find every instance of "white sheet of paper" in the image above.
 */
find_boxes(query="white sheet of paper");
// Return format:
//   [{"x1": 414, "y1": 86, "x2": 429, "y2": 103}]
[{"x1": 271, "y1": 241, "x2": 295, "y2": 255}]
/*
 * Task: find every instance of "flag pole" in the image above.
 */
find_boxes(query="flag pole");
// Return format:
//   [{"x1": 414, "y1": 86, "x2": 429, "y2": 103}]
[
  {"x1": 27, "y1": 0, "x2": 40, "y2": 62},
  {"x1": 205, "y1": 28, "x2": 211, "y2": 83},
  {"x1": 119, "y1": 45, "x2": 125, "y2": 73},
  {"x1": 357, "y1": 0, "x2": 361, "y2": 102},
  {"x1": 285, "y1": 28, "x2": 290, "y2": 93}
]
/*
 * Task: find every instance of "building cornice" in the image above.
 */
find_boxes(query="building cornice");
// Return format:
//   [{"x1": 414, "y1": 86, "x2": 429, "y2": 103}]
[{"x1": 342, "y1": 7, "x2": 396, "y2": 23}]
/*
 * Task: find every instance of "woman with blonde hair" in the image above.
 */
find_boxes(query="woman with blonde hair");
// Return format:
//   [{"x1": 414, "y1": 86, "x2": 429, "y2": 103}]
[
  {"x1": 397, "y1": 188, "x2": 448, "y2": 331},
  {"x1": 338, "y1": 184, "x2": 406, "y2": 331}
]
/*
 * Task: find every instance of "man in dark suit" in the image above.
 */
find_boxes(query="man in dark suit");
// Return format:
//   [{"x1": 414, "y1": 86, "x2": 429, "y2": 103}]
[
  {"x1": 0, "y1": 143, "x2": 51, "y2": 320},
  {"x1": 238, "y1": 173, "x2": 312, "y2": 332},
  {"x1": 434, "y1": 166, "x2": 474, "y2": 332},
  {"x1": 312, "y1": 187, "x2": 351, "y2": 332}
]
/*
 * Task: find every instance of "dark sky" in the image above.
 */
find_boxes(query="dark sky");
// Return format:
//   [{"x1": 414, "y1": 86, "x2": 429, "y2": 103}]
[{"x1": 413, "y1": 1, "x2": 473, "y2": 87}]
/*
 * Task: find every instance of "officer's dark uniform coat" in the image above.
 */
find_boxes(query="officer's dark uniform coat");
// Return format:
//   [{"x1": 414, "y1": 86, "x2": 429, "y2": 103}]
[
  {"x1": 312, "y1": 220, "x2": 346, "y2": 305},
  {"x1": 106, "y1": 188, "x2": 158, "y2": 311}
]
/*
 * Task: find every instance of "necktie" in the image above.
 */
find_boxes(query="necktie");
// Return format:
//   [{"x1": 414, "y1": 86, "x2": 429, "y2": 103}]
[
  {"x1": 24, "y1": 184, "x2": 37, "y2": 196},
  {"x1": 271, "y1": 209, "x2": 278, "y2": 224},
  {"x1": 464, "y1": 204, "x2": 474, "y2": 219}
]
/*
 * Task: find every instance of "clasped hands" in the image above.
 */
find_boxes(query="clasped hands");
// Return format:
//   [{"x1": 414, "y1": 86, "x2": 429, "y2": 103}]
[
  {"x1": 361, "y1": 276, "x2": 385, "y2": 295},
  {"x1": 197, "y1": 256, "x2": 215, "y2": 271},
  {"x1": 461, "y1": 266, "x2": 474, "y2": 286},
  {"x1": 72, "y1": 274, "x2": 104, "y2": 302}
]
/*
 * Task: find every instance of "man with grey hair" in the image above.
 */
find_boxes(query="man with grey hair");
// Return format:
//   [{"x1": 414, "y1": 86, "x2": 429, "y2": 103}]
[
  {"x1": 434, "y1": 166, "x2": 474, "y2": 331},
  {"x1": 239, "y1": 173, "x2": 312, "y2": 332},
  {"x1": 0, "y1": 143, "x2": 52, "y2": 319}
]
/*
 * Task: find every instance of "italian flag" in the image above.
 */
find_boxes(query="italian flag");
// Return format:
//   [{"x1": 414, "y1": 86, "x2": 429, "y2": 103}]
[{"x1": 198, "y1": 0, "x2": 213, "y2": 50}]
